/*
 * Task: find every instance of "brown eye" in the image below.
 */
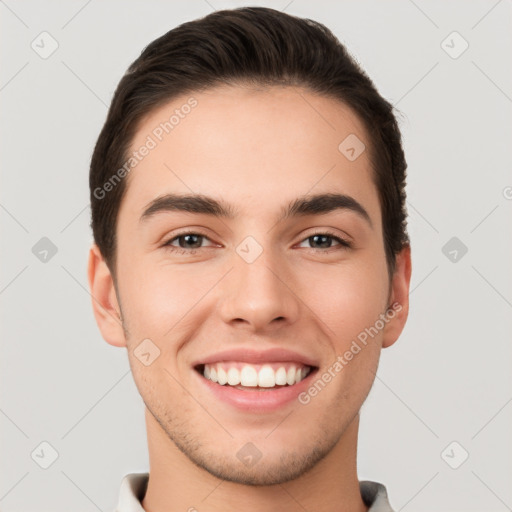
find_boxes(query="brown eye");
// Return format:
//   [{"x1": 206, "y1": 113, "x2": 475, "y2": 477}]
[
  {"x1": 298, "y1": 232, "x2": 351, "y2": 251},
  {"x1": 309, "y1": 234, "x2": 334, "y2": 249},
  {"x1": 176, "y1": 234, "x2": 203, "y2": 249},
  {"x1": 163, "y1": 232, "x2": 215, "y2": 251}
]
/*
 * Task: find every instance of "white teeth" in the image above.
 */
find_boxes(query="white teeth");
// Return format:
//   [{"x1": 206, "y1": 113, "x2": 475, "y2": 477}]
[
  {"x1": 275, "y1": 366, "x2": 287, "y2": 385},
  {"x1": 258, "y1": 365, "x2": 275, "y2": 387},
  {"x1": 202, "y1": 362, "x2": 312, "y2": 388},
  {"x1": 286, "y1": 366, "x2": 296, "y2": 385},
  {"x1": 240, "y1": 365, "x2": 258, "y2": 386},
  {"x1": 217, "y1": 366, "x2": 228, "y2": 385},
  {"x1": 227, "y1": 367, "x2": 240, "y2": 386}
]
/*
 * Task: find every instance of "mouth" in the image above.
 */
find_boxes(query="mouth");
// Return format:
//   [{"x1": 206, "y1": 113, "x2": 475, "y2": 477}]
[{"x1": 193, "y1": 361, "x2": 319, "y2": 411}]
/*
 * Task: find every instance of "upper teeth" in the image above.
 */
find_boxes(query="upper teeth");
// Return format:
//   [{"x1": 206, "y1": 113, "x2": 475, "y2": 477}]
[{"x1": 203, "y1": 362, "x2": 311, "y2": 387}]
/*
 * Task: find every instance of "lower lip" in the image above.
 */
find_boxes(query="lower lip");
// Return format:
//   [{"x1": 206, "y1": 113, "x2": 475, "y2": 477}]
[{"x1": 195, "y1": 368, "x2": 318, "y2": 412}]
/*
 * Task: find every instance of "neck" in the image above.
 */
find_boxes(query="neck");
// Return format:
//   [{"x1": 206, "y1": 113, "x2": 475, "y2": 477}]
[{"x1": 141, "y1": 409, "x2": 368, "y2": 512}]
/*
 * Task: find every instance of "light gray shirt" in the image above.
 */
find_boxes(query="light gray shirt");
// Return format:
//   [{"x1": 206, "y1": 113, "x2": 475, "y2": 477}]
[{"x1": 113, "y1": 473, "x2": 395, "y2": 511}]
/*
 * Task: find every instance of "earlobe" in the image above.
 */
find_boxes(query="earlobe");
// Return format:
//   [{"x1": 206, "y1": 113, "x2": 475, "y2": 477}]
[
  {"x1": 87, "y1": 244, "x2": 127, "y2": 347},
  {"x1": 382, "y1": 245, "x2": 412, "y2": 349}
]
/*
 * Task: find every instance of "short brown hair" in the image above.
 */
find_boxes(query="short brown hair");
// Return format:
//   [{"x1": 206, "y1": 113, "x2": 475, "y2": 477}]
[{"x1": 89, "y1": 6, "x2": 409, "y2": 279}]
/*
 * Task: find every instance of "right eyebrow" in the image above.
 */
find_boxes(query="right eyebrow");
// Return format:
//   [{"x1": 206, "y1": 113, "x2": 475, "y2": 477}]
[{"x1": 140, "y1": 194, "x2": 236, "y2": 222}]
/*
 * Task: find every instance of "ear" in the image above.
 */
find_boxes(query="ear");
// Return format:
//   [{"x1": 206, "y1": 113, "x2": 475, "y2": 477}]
[
  {"x1": 382, "y1": 245, "x2": 412, "y2": 349},
  {"x1": 87, "y1": 243, "x2": 127, "y2": 347}
]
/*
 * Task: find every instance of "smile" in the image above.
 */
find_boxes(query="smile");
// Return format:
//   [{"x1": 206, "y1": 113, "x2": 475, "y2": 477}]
[
  {"x1": 193, "y1": 362, "x2": 319, "y2": 412},
  {"x1": 197, "y1": 361, "x2": 313, "y2": 390}
]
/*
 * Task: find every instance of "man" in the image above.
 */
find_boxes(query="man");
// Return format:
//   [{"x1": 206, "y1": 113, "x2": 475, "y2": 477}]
[{"x1": 88, "y1": 6, "x2": 411, "y2": 512}]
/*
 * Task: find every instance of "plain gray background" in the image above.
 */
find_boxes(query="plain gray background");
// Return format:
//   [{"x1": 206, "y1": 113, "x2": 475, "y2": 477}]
[{"x1": 1, "y1": 1, "x2": 511, "y2": 510}]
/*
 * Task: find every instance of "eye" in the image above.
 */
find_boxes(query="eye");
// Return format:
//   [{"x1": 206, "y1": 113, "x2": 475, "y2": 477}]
[
  {"x1": 161, "y1": 230, "x2": 351, "y2": 254},
  {"x1": 162, "y1": 232, "x2": 216, "y2": 251},
  {"x1": 297, "y1": 231, "x2": 352, "y2": 251}
]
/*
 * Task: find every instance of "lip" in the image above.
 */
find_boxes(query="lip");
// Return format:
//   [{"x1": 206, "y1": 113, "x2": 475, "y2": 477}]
[
  {"x1": 191, "y1": 347, "x2": 319, "y2": 368},
  {"x1": 192, "y1": 362, "x2": 319, "y2": 413}
]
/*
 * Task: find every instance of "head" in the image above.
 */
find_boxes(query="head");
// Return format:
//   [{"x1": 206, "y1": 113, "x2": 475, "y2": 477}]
[{"x1": 88, "y1": 7, "x2": 411, "y2": 486}]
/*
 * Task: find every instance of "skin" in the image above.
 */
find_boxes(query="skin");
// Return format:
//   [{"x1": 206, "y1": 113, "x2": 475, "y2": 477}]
[{"x1": 88, "y1": 84, "x2": 411, "y2": 512}]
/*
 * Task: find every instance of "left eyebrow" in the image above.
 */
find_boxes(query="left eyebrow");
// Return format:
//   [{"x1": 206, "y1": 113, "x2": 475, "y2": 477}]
[
  {"x1": 140, "y1": 192, "x2": 373, "y2": 228},
  {"x1": 279, "y1": 193, "x2": 373, "y2": 228}
]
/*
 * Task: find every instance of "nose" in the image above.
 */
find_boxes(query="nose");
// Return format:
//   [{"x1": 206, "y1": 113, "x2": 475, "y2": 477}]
[{"x1": 217, "y1": 248, "x2": 301, "y2": 333}]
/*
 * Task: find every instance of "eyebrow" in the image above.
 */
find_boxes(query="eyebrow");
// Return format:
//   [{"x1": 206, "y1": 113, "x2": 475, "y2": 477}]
[{"x1": 140, "y1": 192, "x2": 373, "y2": 228}]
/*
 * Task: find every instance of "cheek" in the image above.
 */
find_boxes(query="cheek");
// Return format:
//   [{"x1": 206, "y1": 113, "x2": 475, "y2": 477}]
[
  {"x1": 298, "y1": 259, "x2": 389, "y2": 343},
  {"x1": 117, "y1": 261, "x2": 220, "y2": 349}
]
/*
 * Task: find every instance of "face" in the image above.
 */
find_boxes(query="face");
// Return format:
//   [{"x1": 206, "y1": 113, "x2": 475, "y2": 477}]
[{"x1": 89, "y1": 85, "x2": 410, "y2": 485}]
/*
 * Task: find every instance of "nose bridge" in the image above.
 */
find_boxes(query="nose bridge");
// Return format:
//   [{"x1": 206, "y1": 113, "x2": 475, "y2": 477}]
[{"x1": 218, "y1": 241, "x2": 300, "y2": 330}]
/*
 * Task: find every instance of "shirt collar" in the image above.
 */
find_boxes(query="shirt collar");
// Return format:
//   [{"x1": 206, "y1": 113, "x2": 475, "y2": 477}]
[{"x1": 113, "y1": 473, "x2": 395, "y2": 512}]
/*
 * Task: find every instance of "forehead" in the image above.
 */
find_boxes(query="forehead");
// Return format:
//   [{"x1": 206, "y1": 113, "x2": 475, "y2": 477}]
[{"x1": 120, "y1": 85, "x2": 379, "y2": 223}]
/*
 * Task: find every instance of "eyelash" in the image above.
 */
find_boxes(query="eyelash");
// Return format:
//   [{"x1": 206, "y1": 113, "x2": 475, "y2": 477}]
[{"x1": 162, "y1": 230, "x2": 352, "y2": 253}]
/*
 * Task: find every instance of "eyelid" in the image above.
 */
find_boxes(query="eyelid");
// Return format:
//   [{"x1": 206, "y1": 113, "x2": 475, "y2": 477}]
[
  {"x1": 162, "y1": 229, "x2": 219, "y2": 248},
  {"x1": 302, "y1": 227, "x2": 351, "y2": 241}
]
